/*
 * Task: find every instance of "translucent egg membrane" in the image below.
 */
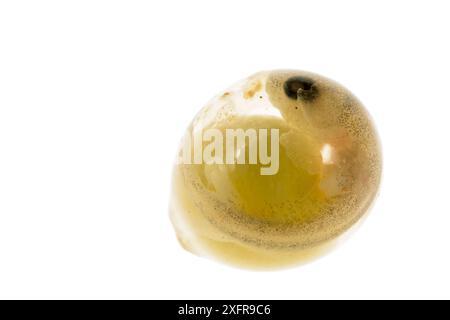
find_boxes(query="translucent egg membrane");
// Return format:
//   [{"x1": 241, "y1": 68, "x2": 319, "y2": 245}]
[{"x1": 170, "y1": 70, "x2": 382, "y2": 270}]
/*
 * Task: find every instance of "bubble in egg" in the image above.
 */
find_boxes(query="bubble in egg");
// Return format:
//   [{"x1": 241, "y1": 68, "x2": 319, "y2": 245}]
[{"x1": 169, "y1": 70, "x2": 382, "y2": 269}]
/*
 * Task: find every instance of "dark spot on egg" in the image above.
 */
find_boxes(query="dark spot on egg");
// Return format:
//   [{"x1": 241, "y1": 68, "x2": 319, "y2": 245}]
[{"x1": 284, "y1": 76, "x2": 318, "y2": 101}]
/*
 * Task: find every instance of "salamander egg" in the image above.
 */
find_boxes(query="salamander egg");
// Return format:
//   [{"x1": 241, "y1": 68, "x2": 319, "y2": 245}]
[{"x1": 169, "y1": 70, "x2": 382, "y2": 269}]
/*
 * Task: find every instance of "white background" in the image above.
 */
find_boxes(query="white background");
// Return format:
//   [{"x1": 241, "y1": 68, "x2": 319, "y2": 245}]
[{"x1": 0, "y1": 1, "x2": 449, "y2": 299}]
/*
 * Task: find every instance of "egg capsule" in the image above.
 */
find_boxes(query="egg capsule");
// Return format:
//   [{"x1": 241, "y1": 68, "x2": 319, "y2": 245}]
[{"x1": 170, "y1": 70, "x2": 382, "y2": 269}]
